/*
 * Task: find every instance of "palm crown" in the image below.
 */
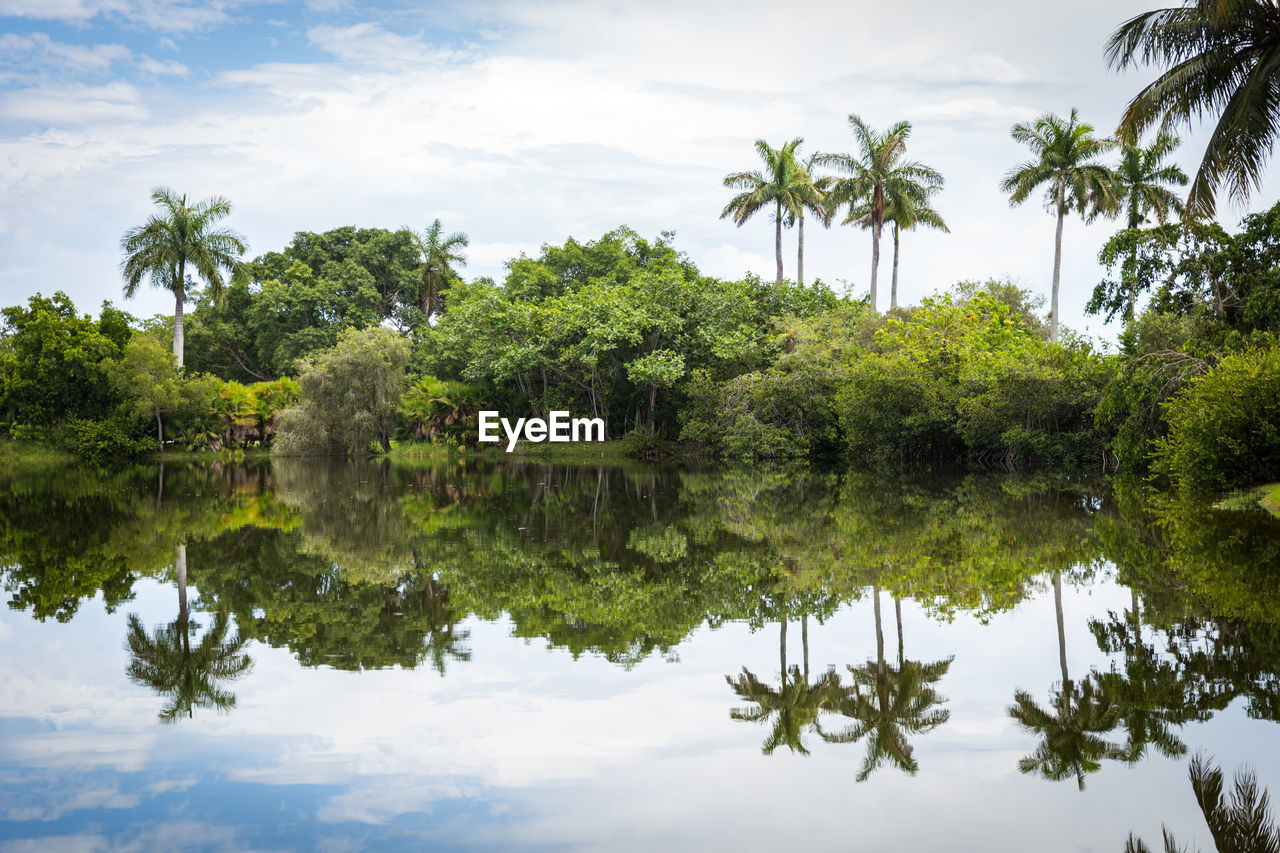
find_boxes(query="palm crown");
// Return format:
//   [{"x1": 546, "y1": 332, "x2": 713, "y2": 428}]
[
  {"x1": 1107, "y1": 0, "x2": 1280, "y2": 219},
  {"x1": 721, "y1": 138, "x2": 820, "y2": 284},
  {"x1": 120, "y1": 187, "x2": 247, "y2": 369},
  {"x1": 407, "y1": 218, "x2": 468, "y2": 321},
  {"x1": 821, "y1": 115, "x2": 944, "y2": 313},
  {"x1": 1002, "y1": 109, "x2": 1116, "y2": 341}
]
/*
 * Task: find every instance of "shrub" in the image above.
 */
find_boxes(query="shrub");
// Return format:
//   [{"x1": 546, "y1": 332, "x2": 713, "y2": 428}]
[
  {"x1": 48, "y1": 417, "x2": 153, "y2": 464},
  {"x1": 1154, "y1": 343, "x2": 1280, "y2": 494}
]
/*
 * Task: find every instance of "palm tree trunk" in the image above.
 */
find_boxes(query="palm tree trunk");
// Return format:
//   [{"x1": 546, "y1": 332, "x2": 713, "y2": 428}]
[
  {"x1": 779, "y1": 617, "x2": 788, "y2": 685},
  {"x1": 1054, "y1": 571, "x2": 1068, "y2": 688},
  {"x1": 798, "y1": 210, "x2": 805, "y2": 286},
  {"x1": 873, "y1": 583, "x2": 885, "y2": 679},
  {"x1": 775, "y1": 201, "x2": 784, "y2": 284},
  {"x1": 173, "y1": 272, "x2": 185, "y2": 369},
  {"x1": 155, "y1": 409, "x2": 164, "y2": 452},
  {"x1": 175, "y1": 542, "x2": 188, "y2": 627},
  {"x1": 895, "y1": 595, "x2": 904, "y2": 667},
  {"x1": 1050, "y1": 204, "x2": 1064, "y2": 342},
  {"x1": 891, "y1": 223, "x2": 901, "y2": 311},
  {"x1": 870, "y1": 222, "x2": 881, "y2": 313},
  {"x1": 802, "y1": 614, "x2": 809, "y2": 679}
]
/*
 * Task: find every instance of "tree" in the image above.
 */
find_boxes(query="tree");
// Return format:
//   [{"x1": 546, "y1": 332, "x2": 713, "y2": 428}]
[
  {"x1": 407, "y1": 219, "x2": 469, "y2": 321},
  {"x1": 126, "y1": 609, "x2": 252, "y2": 723},
  {"x1": 274, "y1": 327, "x2": 410, "y2": 456},
  {"x1": 1007, "y1": 573, "x2": 1126, "y2": 789},
  {"x1": 820, "y1": 585, "x2": 952, "y2": 779},
  {"x1": 1110, "y1": 135, "x2": 1191, "y2": 319},
  {"x1": 103, "y1": 335, "x2": 185, "y2": 451},
  {"x1": 847, "y1": 177, "x2": 948, "y2": 310},
  {"x1": 821, "y1": 115, "x2": 944, "y2": 313},
  {"x1": 788, "y1": 152, "x2": 834, "y2": 286},
  {"x1": 1124, "y1": 754, "x2": 1280, "y2": 853},
  {"x1": 1108, "y1": 0, "x2": 1280, "y2": 219},
  {"x1": 721, "y1": 138, "x2": 814, "y2": 284},
  {"x1": 0, "y1": 292, "x2": 129, "y2": 426},
  {"x1": 120, "y1": 187, "x2": 247, "y2": 369},
  {"x1": 1002, "y1": 109, "x2": 1117, "y2": 341}
]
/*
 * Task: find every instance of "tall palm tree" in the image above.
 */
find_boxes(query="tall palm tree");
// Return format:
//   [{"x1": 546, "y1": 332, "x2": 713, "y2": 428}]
[
  {"x1": 821, "y1": 115, "x2": 944, "y2": 312},
  {"x1": 125, "y1": 541, "x2": 252, "y2": 722},
  {"x1": 1002, "y1": 109, "x2": 1116, "y2": 341},
  {"x1": 820, "y1": 585, "x2": 952, "y2": 779},
  {"x1": 721, "y1": 138, "x2": 811, "y2": 284},
  {"x1": 120, "y1": 187, "x2": 247, "y2": 369},
  {"x1": 1007, "y1": 572, "x2": 1126, "y2": 789},
  {"x1": 787, "y1": 152, "x2": 834, "y2": 287},
  {"x1": 1113, "y1": 135, "x2": 1190, "y2": 318},
  {"x1": 1108, "y1": 0, "x2": 1280, "y2": 219},
  {"x1": 407, "y1": 219, "x2": 469, "y2": 321},
  {"x1": 847, "y1": 181, "x2": 948, "y2": 310}
]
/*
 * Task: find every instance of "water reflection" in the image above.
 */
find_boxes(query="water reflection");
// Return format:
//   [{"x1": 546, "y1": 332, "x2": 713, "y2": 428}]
[{"x1": 1, "y1": 457, "x2": 1280, "y2": 819}]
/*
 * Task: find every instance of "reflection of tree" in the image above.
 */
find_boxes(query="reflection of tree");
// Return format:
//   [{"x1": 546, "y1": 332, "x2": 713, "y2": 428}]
[
  {"x1": 126, "y1": 543, "x2": 251, "y2": 722},
  {"x1": 821, "y1": 585, "x2": 951, "y2": 779},
  {"x1": 1009, "y1": 572, "x2": 1125, "y2": 790},
  {"x1": 1090, "y1": 594, "x2": 1190, "y2": 763},
  {"x1": 727, "y1": 663, "x2": 844, "y2": 755},
  {"x1": 1124, "y1": 755, "x2": 1280, "y2": 853}
]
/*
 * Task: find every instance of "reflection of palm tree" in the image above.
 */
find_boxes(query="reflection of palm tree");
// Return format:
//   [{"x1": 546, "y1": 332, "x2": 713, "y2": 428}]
[
  {"x1": 126, "y1": 610, "x2": 251, "y2": 722},
  {"x1": 1090, "y1": 594, "x2": 1189, "y2": 763},
  {"x1": 125, "y1": 542, "x2": 252, "y2": 722},
  {"x1": 421, "y1": 578, "x2": 471, "y2": 677},
  {"x1": 1009, "y1": 571, "x2": 1126, "y2": 789},
  {"x1": 1125, "y1": 754, "x2": 1280, "y2": 853},
  {"x1": 727, "y1": 664, "x2": 844, "y2": 755},
  {"x1": 821, "y1": 586, "x2": 951, "y2": 779},
  {"x1": 726, "y1": 616, "x2": 843, "y2": 755}
]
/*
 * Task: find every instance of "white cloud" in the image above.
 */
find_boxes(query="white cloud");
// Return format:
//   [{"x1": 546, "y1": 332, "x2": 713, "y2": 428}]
[
  {"x1": 0, "y1": 0, "x2": 234, "y2": 32},
  {"x1": 0, "y1": 81, "x2": 147, "y2": 124}
]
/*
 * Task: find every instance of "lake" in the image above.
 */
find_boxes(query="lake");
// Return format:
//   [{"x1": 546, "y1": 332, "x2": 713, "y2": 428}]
[{"x1": 2, "y1": 458, "x2": 1279, "y2": 852}]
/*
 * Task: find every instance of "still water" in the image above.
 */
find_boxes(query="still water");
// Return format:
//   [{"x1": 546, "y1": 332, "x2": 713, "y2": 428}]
[{"x1": 1, "y1": 459, "x2": 1279, "y2": 851}]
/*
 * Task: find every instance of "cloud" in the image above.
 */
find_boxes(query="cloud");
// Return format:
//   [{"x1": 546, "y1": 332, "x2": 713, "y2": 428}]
[
  {"x1": 0, "y1": 0, "x2": 236, "y2": 32},
  {"x1": 0, "y1": 81, "x2": 147, "y2": 124}
]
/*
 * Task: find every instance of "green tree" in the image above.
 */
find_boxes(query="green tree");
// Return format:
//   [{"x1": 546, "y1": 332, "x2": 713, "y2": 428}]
[
  {"x1": 721, "y1": 138, "x2": 814, "y2": 284},
  {"x1": 789, "y1": 152, "x2": 834, "y2": 287},
  {"x1": 846, "y1": 177, "x2": 948, "y2": 311},
  {"x1": 0, "y1": 293, "x2": 129, "y2": 427},
  {"x1": 1002, "y1": 109, "x2": 1117, "y2": 341},
  {"x1": 120, "y1": 187, "x2": 247, "y2": 369},
  {"x1": 407, "y1": 219, "x2": 469, "y2": 320},
  {"x1": 103, "y1": 335, "x2": 185, "y2": 451},
  {"x1": 1108, "y1": 0, "x2": 1280, "y2": 219},
  {"x1": 821, "y1": 115, "x2": 944, "y2": 313},
  {"x1": 1111, "y1": 135, "x2": 1190, "y2": 319},
  {"x1": 275, "y1": 327, "x2": 410, "y2": 455}
]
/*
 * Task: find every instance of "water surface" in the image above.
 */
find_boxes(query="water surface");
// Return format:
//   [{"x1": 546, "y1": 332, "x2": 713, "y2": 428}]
[{"x1": 2, "y1": 459, "x2": 1279, "y2": 851}]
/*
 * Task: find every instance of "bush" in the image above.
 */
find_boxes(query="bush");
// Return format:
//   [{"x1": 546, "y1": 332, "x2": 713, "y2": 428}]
[
  {"x1": 48, "y1": 417, "x2": 153, "y2": 464},
  {"x1": 1155, "y1": 343, "x2": 1280, "y2": 494}
]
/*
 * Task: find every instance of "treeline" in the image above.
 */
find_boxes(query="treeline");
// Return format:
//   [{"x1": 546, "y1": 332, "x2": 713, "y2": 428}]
[{"x1": 3, "y1": 215, "x2": 1280, "y2": 495}]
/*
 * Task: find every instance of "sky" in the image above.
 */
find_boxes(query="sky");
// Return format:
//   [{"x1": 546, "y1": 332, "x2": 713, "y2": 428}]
[{"x1": 1, "y1": 0, "x2": 1277, "y2": 342}]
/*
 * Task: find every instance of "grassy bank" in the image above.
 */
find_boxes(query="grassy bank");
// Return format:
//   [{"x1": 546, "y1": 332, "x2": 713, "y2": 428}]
[{"x1": 0, "y1": 439, "x2": 74, "y2": 474}]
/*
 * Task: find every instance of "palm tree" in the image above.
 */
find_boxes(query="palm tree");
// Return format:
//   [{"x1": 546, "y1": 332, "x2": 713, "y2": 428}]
[
  {"x1": 820, "y1": 585, "x2": 952, "y2": 779},
  {"x1": 721, "y1": 138, "x2": 811, "y2": 284},
  {"x1": 1007, "y1": 571, "x2": 1126, "y2": 789},
  {"x1": 820, "y1": 115, "x2": 944, "y2": 312},
  {"x1": 1113, "y1": 135, "x2": 1190, "y2": 318},
  {"x1": 125, "y1": 541, "x2": 253, "y2": 722},
  {"x1": 727, "y1": 664, "x2": 845, "y2": 755},
  {"x1": 847, "y1": 181, "x2": 948, "y2": 310},
  {"x1": 125, "y1": 610, "x2": 252, "y2": 722},
  {"x1": 1002, "y1": 109, "x2": 1116, "y2": 341},
  {"x1": 120, "y1": 187, "x2": 247, "y2": 369},
  {"x1": 406, "y1": 219, "x2": 468, "y2": 321},
  {"x1": 1108, "y1": 0, "x2": 1280, "y2": 219},
  {"x1": 1124, "y1": 754, "x2": 1280, "y2": 853},
  {"x1": 787, "y1": 152, "x2": 834, "y2": 287}
]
